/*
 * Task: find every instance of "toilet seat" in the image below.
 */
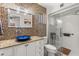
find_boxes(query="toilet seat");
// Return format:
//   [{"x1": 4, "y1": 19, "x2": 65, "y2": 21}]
[{"x1": 45, "y1": 44, "x2": 57, "y2": 53}]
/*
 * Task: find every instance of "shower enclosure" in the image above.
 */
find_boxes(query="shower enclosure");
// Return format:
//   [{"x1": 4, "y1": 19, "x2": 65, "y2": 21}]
[{"x1": 50, "y1": 4, "x2": 79, "y2": 56}]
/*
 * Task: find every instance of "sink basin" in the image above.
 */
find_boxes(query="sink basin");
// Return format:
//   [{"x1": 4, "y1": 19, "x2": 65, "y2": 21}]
[{"x1": 16, "y1": 35, "x2": 31, "y2": 41}]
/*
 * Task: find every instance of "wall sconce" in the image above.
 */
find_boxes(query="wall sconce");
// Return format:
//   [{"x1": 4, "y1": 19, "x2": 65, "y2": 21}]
[{"x1": 16, "y1": 7, "x2": 20, "y2": 13}]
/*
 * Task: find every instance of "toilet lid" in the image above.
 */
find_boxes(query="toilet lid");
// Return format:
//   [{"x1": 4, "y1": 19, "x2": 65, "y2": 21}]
[{"x1": 45, "y1": 44, "x2": 56, "y2": 50}]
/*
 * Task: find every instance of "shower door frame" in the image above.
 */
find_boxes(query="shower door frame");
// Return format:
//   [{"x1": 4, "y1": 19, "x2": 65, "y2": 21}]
[{"x1": 48, "y1": 3, "x2": 79, "y2": 50}]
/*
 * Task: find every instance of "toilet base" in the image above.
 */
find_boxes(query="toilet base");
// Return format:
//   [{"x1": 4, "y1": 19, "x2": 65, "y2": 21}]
[{"x1": 48, "y1": 52, "x2": 56, "y2": 56}]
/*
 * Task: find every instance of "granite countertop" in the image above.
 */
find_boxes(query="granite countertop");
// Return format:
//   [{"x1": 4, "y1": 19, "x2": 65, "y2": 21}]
[{"x1": 0, "y1": 36, "x2": 43, "y2": 49}]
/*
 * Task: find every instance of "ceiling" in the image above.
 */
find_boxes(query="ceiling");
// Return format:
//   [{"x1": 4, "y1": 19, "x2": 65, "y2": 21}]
[
  {"x1": 38, "y1": 3, "x2": 60, "y2": 13},
  {"x1": 39, "y1": 3, "x2": 54, "y2": 10},
  {"x1": 38, "y1": 3, "x2": 75, "y2": 14},
  {"x1": 39, "y1": 3, "x2": 54, "y2": 9}
]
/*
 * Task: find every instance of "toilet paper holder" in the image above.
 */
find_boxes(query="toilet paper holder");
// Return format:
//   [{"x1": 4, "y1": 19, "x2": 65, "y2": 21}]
[{"x1": 63, "y1": 33, "x2": 74, "y2": 37}]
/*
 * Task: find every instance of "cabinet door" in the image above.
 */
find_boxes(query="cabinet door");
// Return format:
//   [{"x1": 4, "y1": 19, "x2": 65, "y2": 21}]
[
  {"x1": 35, "y1": 40, "x2": 45, "y2": 56},
  {"x1": 0, "y1": 47, "x2": 13, "y2": 56},
  {"x1": 39, "y1": 40, "x2": 44, "y2": 56},
  {"x1": 26, "y1": 42, "x2": 36, "y2": 56},
  {"x1": 35, "y1": 41, "x2": 41, "y2": 56},
  {"x1": 13, "y1": 44, "x2": 27, "y2": 56}
]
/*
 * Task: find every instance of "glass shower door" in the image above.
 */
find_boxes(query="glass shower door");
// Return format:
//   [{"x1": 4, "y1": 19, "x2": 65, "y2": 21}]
[{"x1": 61, "y1": 15, "x2": 79, "y2": 56}]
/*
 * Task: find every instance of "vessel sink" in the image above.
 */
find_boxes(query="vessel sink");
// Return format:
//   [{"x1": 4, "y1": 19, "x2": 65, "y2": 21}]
[{"x1": 16, "y1": 35, "x2": 31, "y2": 41}]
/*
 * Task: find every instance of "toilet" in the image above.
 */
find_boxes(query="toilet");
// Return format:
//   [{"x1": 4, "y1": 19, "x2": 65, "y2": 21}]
[{"x1": 45, "y1": 44, "x2": 57, "y2": 56}]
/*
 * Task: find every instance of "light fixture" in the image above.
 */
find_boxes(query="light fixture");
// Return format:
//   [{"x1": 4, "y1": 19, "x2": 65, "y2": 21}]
[
  {"x1": 16, "y1": 7, "x2": 20, "y2": 13},
  {"x1": 57, "y1": 19, "x2": 62, "y2": 24},
  {"x1": 8, "y1": 9, "x2": 10, "y2": 13}
]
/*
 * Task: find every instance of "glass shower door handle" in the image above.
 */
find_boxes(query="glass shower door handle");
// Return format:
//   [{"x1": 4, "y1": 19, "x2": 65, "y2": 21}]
[{"x1": 60, "y1": 28, "x2": 63, "y2": 37}]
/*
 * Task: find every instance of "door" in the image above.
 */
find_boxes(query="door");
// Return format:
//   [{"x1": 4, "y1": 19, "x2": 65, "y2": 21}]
[
  {"x1": 0, "y1": 47, "x2": 13, "y2": 56},
  {"x1": 13, "y1": 44, "x2": 27, "y2": 56},
  {"x1": 61, "y1": 15, "x2": 79, "y2": 56}
]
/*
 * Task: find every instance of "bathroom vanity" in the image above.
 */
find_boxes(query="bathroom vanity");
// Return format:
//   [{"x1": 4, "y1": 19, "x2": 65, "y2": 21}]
[{"x1": 0, "y1": 36, "x2": 47, "y2": 56}]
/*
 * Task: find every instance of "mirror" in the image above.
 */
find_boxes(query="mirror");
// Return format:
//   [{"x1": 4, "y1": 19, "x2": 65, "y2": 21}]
[{"x1": 8, "y1": 8, "x2": 32, "y2": 28}]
